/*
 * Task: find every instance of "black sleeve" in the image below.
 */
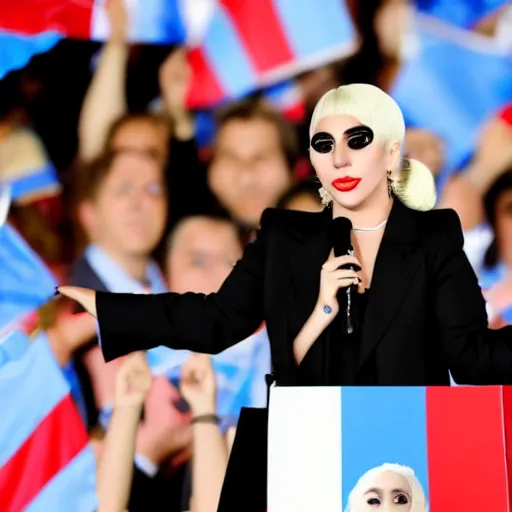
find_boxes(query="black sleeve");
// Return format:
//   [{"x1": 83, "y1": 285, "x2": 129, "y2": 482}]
[
  {"x1": 434, "y1": 209, "x2": 512, "y2": 384},
  {"x1": 97, "y1": 210, "x2": 272, "y2": 362}
]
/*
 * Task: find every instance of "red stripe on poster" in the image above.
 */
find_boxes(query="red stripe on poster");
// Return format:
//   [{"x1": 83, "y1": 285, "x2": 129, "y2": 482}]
[
  {"x1": 0, "y1": 394, "x2": 88, "y2": 512},
  {"x1": 502, "y1": 386, "x2": 512, "y2": 507},
  {"x1": 221, "y1": 0, "x2": 294, "y2": 74},
  {"x1": 427, "y1": 386, "x2": 509, "y2": 512}
]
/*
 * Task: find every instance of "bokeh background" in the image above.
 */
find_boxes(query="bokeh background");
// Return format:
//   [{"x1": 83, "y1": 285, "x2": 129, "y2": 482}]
[{"x1": 1, "y1": 1, "x2": 512, "y2": 511}]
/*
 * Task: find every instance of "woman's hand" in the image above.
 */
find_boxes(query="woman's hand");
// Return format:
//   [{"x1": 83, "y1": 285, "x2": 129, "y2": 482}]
[
  {"x1": 180, "y1": 354, "x2": 217, "y2": 417},
  {"x1": 317, "y1": 252, "x2": 364, "y2": 315},
  {"x1": 57, "y1": 286, "x2": 97, "y2": 318}
]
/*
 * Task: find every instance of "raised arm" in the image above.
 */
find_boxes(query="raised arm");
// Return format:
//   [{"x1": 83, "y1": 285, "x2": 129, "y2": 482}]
[
  {"x1": 97, "y1": 352, "x2": 151, "y2": 512},
  {"x1": 435, "y1": 209, "x2": 512, "y2": 384},
  {"x1": 59, "y1": 211, "x2": 272, "y2": 362},
  {"x1": 78, "y1": 0, "x2": 128, "y2": 162}
]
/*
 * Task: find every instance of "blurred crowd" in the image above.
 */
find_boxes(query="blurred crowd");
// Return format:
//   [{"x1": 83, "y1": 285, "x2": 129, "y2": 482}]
[{"x1": 2, "y1": 0, "x2": 512, "y2": 511}]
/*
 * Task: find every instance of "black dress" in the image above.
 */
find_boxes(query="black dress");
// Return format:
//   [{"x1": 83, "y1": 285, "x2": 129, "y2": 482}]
[
  {"x1": 218, "y1": 290, "x2": 370, "y2": 512},
  {"x1": 298, "y1": 289, "x2": 370, "y2": 386}
]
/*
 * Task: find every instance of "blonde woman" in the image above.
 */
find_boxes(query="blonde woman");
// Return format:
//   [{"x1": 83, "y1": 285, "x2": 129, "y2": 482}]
[
  {"x1": 345, "y1": 464, "x2": 427, "y2": 512},
  {"x1": 60, "y1": 83, "x2": 512, "y2": 510}
]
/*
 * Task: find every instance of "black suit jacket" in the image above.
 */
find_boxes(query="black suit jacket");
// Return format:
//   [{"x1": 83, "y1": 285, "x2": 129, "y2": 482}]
[{"x1": 96, "y1": 199, "x2": 512, "y2": 387}]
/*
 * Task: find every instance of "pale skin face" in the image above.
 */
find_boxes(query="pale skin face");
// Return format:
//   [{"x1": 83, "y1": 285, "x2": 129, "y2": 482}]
[
  {"x1": 208, "y1": 118, "x2": 292, "y2": 226},
  {"x1": 80, "y1": 153, "x2": 167, "y2": 261},
  {"x1": 355, "y1": 471, "x2": 412, "y2": 511},
  {"x1": 166, "y1": 217, "x2": 242, "y2": 294},
  {"x1": 310, "y1": 114, "x2": 400, "y2": 216}
]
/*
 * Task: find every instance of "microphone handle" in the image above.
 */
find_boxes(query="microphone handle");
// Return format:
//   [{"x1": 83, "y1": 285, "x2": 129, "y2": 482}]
[{"x1": 338, "y1": 262, "x2": 357, "y2": 335}]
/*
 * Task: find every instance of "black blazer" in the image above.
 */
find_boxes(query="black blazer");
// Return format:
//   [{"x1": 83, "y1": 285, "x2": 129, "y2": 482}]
[{"x1": 96, "y1": 199, "x2": 512, "y2": 386}]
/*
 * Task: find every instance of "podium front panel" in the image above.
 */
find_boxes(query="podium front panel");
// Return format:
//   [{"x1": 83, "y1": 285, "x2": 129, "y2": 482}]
[{"x1": 267, "y1": 386, "x2": 512, "y2": 512}]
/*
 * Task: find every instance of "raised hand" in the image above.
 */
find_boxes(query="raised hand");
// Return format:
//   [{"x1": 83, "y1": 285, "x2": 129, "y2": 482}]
[
  {"x1": 180, "y1": 354, "x2": 217, "y2": 416},
  {"x1": 136, "y1": 376, "x2": 192, "y2": 465},
  {"x1": 115, "y1": 352, "x2": 152, "y2": 408},
  {"x1": 159, "y1": 47, "x2": 194, "y2": 140},
  {"x1": 106, "y1": 0, "x2": 128, "y2": 42},
  {"x1": 317, "y1": 251, "x2": 365, "y2": 315}
]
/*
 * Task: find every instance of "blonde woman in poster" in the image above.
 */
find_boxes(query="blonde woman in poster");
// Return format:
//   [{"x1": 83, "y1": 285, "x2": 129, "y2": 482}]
[{"x1": 345, "y1": 463, "x2": 427, "y2": 512}]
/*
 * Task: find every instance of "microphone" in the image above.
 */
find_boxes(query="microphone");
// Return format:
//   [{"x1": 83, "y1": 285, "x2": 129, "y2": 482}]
[{"x1": 331, "y1": 217, "x2": 356, "y2": 335}]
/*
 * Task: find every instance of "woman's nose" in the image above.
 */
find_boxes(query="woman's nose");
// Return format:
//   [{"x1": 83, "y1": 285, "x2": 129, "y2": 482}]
[{"x1": 332, "y1": 143, "x2": 350, "y2": 169}]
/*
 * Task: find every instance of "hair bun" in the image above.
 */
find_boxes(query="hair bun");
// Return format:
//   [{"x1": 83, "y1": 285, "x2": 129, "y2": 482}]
[{"x1": 391, "y1": 157, "x2": 437, "y2": 211}]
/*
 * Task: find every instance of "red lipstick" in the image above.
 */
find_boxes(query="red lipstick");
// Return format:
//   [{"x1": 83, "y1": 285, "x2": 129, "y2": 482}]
[{"x1": 331, "y1": 177, "x2": 361, "y2": 192}]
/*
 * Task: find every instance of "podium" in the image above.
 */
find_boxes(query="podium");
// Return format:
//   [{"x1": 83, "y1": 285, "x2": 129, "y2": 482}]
[{"x1": 268, "y1": 386, "x2": 512, "y2": 512}]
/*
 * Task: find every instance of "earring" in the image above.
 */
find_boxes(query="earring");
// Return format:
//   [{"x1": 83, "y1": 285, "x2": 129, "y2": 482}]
[
  {"x1": 318, "y1": 187, "x2": 333, "y2": 207},
  {"x1": 387, "y1": 169, "x2": 393, "y2": 196}
]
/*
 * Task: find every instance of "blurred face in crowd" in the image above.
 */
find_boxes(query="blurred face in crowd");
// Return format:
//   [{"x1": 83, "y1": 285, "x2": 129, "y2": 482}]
[
  {"x1": 310, "y1": 114, "x2": 399, "y2": 211},
  {"x1": 352, "y1": 471, "x2": 412, "y2": 511},
  {"x1": 208, "y1": 117, "x2": 293, "y2": 226},
  {"x1": 110, "y1": 118, "x2": 169, "y2": 166},
  {"x1": 405, "y1": 128, "x2": 444, "y2": 176},
  {"x1": 166, "y1": 217, "x2": 242, "y2": 294},
  {"x1": 495, "y1": 188, "x2": 512, "y2": 266},
  {"x1": 80, "y1": 153, "x2": 167, "y2": 259}
]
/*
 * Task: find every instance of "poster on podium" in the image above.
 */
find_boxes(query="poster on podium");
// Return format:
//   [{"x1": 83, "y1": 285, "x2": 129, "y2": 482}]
[{"x1": 267, "y1": 386, "x2": 512, "y2": 512}]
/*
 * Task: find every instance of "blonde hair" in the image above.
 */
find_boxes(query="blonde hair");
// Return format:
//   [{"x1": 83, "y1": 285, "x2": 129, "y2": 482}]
[
  {"x1": 345, "y1": 463, "x2": 428, "y2": 512},
  {"x1": 310, "y1": 84, "x2": 436, "y2": 212}
]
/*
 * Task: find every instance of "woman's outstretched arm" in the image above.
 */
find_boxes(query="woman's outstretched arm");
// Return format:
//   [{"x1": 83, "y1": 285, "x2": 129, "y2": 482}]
[{"x1": 59, "y1": 210, "x2": 274, "y2": 361}]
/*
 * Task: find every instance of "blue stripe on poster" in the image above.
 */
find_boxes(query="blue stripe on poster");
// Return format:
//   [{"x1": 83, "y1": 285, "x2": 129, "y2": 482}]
[
  {"x1": 201, "y1": 5, "x2": 258, "y2": 99},
  {"x1": 273, "y1": 0, "x2": 354, "y2": 60},
  {"x1": 341, "y1": 386, "x2": 429, "y2": 508}
]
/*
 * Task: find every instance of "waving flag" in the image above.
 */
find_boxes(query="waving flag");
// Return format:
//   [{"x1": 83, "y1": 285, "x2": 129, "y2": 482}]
[
  {"x1": 187, "y1": 0, "x2": 355, "y2": 107},
  {"x1": 0, "y1": 30, "x2": 62, "y2": 78},
  {"x1": 0, "y1": 0, "x2": 214, "y2": 79},
  {"x1": 392, "y1": 14, "x2": 512, "y2": 173},
  {"x1": 264, "y1": 80, "x2": 306, "y2": 122},
  {"x1": 415, "y1": 0, "x2": 508, "y2": 28},
  {"x1": 0, "y1": 0, "x2": 354, "y2": 107},
  {"x1": 0, "y1": 222, "x2": 57, "y2": 333},
  {"x1": 268, "y1": 386, "x2": 512, "y2": 512},
  {"x1": 0, "y1": 331, "x2": 97, "y2": 512},
  {"x1": 0, "y1": 184, "x2": 10, "y2": 228}
]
